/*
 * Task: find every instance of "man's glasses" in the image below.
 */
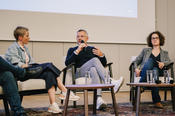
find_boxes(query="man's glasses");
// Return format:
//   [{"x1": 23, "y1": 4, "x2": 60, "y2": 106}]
[{"x1": 151, "y1": 37, "x2": 159, "y2": 40}]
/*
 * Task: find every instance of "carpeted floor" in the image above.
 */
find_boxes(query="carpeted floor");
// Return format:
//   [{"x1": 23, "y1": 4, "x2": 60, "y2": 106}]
[{"x1": 0, "y1": 101, "x2": 175, "y2": 116}]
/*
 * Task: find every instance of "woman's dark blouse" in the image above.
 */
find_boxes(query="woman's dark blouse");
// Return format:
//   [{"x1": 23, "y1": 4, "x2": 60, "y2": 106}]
[{"x1": 150, "y1": 53, "x2": 160, "y2": 68}]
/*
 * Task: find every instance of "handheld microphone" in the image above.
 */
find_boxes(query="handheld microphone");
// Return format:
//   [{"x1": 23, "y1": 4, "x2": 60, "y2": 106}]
[
  {"x1": 80, "y1": 40, "x2": 86, "y2": 51},
  {"x1": 81, "y1": 40, "x2": 85, "y2": 43}
]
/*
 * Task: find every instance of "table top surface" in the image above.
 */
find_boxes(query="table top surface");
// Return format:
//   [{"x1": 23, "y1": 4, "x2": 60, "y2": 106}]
[
  {"x1": 127, "y1": 82, "x2": 175, "y2": 87},
  {"x1": 65, "y1": 84, "x2": 114, "y2": 90}
]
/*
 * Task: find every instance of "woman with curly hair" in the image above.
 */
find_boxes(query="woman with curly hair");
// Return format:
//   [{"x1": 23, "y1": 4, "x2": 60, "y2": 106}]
[{"x1": 133, "y1": 31, "x2": 171, "y2": 108}]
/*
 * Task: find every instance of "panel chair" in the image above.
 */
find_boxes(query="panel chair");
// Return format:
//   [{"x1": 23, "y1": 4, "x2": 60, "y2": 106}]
[
  {"x1": 129, "y1": 61, "x2": 174, "y2": 105},
  {"x1": 61, "y1": 62, "x2": 113, "y2": 107}
]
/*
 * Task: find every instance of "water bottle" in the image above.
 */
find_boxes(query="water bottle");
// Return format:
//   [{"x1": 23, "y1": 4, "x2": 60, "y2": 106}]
[
  {"x1": 164, "y1": 70, "x2": 170, "y2": 83},
  {"x1": 105, "y1": 72, "x2": 110, "y2": 84},
  {"x1": 85, "y1": 71, "x2": 90, "y2": 84}
]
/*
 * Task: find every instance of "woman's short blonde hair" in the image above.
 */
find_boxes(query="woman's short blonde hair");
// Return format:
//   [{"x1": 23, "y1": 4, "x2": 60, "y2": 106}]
[{"x1": 14, "y1": 26, "x2": 29, "y2": 41}]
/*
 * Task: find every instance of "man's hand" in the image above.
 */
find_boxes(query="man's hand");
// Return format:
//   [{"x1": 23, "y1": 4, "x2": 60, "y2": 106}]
[
  {"x1": 92, "y1": 47, "x2": 104, "y2": 57},
  {"x1": 75, "y1": 43, "x2": 87, "y2": 54},
  {"x1": 135, "y1": 68, "x2": 141, "y2": 77},
  {"x1": 157, "y1": 61, "x2": 164, "y2": 69}
]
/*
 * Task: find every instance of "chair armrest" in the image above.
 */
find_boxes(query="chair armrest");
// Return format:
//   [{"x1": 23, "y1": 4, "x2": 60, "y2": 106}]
[
  {"x1": 129, "y1": 62, "x2": 134, "y2": 71},
  {"x1": 62, "y1": 63, "x2": 75, "y2": 72},
  {"x1": 164, "y1": 62, "x2": 174, "y2": 80},
  {"x1": 164, "y1": 62, "x2": 174, "y2": 70},
  {"x1": 104, "y1": 62, "x2": 113, "y2": 78},
  {"x1": 104, "y1": 62, "x2": 113, "y2": 68},
  {"x1": 129, "y1": 62, "x2": 135, "y2": 83},
  {"x1": 62, "y1": 63, "x2": 76, "y2": 85}
]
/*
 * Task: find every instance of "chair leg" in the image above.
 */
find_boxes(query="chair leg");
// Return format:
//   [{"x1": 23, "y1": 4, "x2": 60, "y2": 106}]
[
  {"x1": 164, "y1": 90, "x2": 167, "y2": 101},
  {"x1": 3, "y1": 98, "x2": 10, "y2": 116},
  {"x1": 130, "y1": 87, "x2": 135, "y2": 106},
  {"x1": 20, "y1": 95, "x2": 23, "y2": 102},
  {"x1": 171, "y1": 87, "x2": 175, "y2": 111},
  {"x1": 133, "y1": 87, "x2": 137, "y2": 111},
  {"x1": 62, "y1": 70, "x2": 66, "y2": 105},
  {"x1": 63, "y1": 89, "x2": 70, "y2": 116},
  {"x1": 72, "y1": 90, "x2": 77, "y2": 108},
  {"x1": 73, "y1": 101, "x2": 77, "y2": 108},
  {"x1": 61, "y1": 100, "x2": 64, "y2": 105},
  {"x1": 130, "y1": 88, "x2": 132, "y2": 102},
  {"x1": 93, "y1": 89, "x2": 97, "y2": 114},
  {"x1": 111, "y1": 87, "x2": 118, "y2": 116}
]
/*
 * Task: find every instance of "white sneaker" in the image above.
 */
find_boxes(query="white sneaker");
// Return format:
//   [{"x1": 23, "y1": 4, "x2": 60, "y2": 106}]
[
  {"x1": 48, "y1": 102, "x2": 62, "y2": 113},
  {"x1": 96, "y1": 97, "x2": 107, "y2": 110},
  {"x1": 58, "y1": 91, "x2": 80, "y2": 101},
  {"x1": 111, "y1": 76, "x2": 124, "y2": 93}
]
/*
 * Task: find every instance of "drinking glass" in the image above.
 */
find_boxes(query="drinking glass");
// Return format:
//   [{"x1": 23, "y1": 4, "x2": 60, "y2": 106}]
[
  {"x1": 85, "y1": 71, "x2": 90, "y2": 84},
  {"x1": 104, "y1": 72, "x2": 110, "y2": 84},
  {"x1": 146, "y1": 70, "x2": 153, "y2": 83},
  {"x1": 164, "y1": 70, "x2": 170, "y2": 83},
  {"x1": 152, "y1": 70, "x2": 158, "y2": 83}
]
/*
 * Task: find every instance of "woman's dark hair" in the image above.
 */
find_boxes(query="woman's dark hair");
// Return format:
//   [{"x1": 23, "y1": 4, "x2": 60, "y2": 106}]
[{"x1": 147, "y1": 31, "x2": 165, "y2": 47}]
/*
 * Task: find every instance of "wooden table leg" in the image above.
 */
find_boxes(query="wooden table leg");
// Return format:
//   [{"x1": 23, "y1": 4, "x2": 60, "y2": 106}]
[
  {"x1": 84, "y1": 90, "x2": 88, "y2": 116},
  {"x1": 171, "y1": 87, "x2": 175, "y2": 111},
  {"x1": 111, "y1": 87, "x2": 118, "y2": 116},
  {"x1": 63, "y1": 89, "x2": 70, "y2": 116},
  {"x1": 136, "y1": 86, "x2": 141, "y2": 116},
  {"x1": 93, "y1": 89, "x2": 97, "y2": 114}
]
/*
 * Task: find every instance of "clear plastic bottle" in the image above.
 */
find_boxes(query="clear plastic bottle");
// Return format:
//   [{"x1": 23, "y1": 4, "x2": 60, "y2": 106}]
[
  {"x1": 85, "y1": 71, "x2": 90, "y2": 84},
  {"x1": 105, "y1": 71, "x2": 110, "y2": 84}
]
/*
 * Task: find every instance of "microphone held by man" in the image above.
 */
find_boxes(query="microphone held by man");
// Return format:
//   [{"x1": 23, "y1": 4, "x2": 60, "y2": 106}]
[{"x1": 80, "y1": 40, "x2": 87, "y2": 52}]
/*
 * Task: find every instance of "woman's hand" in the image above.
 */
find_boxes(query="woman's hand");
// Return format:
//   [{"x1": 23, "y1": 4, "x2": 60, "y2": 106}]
[
  {"x1": 135, "y1": 68, "x2": 141, "y2": 77},
  {"x1": 157, "y1": 61, "x2": 164, "y2": 69},
  {"x1": 21, "y1": 64, "x2": 29, "y2": 68}
]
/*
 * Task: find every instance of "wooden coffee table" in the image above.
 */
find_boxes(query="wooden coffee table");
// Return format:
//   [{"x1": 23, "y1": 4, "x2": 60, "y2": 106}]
[
  {"x1": 127, "y1": 83, "x2": 175, "y2": 116},
  {"x1": 63, "y1": 84, "x2": 118, "y2": 116}
]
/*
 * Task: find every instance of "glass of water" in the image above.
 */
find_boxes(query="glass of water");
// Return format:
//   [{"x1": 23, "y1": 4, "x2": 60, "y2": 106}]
[
  {"x1": 146, "y1": 70, "x2": 153, "y2": 83},
  {"x1": 164, "y1": 70, "x2": 170, "y2": 83},
  {"x1": 85, "y1": 71, "x2": 90, "y2": 84},
  {"x1": 104, "y1": 71, "x2": 110, "y2": 84},
  {"x1": 152, "y1": 70, "x2": 158, "y2": 83}
]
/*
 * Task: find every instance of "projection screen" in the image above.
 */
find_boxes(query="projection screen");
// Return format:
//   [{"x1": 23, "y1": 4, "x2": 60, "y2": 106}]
[{"x1": 0, "y1": 0, "x2": 155, "y2": 44}]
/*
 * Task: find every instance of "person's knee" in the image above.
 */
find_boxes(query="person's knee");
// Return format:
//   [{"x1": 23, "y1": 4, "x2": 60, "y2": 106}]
[
  {"x1": 1, "y1": 71, "x2": 16, "y2": 83},
  {"x1": 92, "y1": 57, "x2": 100, "y2": 62},
  {"x1": 90, "y1": 67, "x2": 97, "y2": 73},
  {"x1": 48, "y1": 86, "x2": 56, "y2": 93},
  {"x1": 89, "y1": 67, "x2": 101, "y2": 82},
  {"x1": 91, "y1": 57, "x2": 102, "y2": 65},
  {"x1": 47, "y1": 62, "x2": 54, "y2": 67}
]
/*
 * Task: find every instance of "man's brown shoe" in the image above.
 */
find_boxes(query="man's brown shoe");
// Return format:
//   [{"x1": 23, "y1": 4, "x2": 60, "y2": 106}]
[{"x1": 155, "y1": 102, "x2": 163, "y2": 109}]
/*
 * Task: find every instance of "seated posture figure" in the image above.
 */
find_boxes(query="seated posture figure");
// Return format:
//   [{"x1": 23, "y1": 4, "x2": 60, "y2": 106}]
[
  {"x1": 0, "y1": 56, "x2": 42, "y2": 116},
  {"x1": 133, "y1": 31, "x2": 171, "y2": 108},
  {"x1": 65, "y1": 29, "x2": 124, "y2": 110},
  {"x1": 5, "y1": 26, "x2": 80, "y2": 114}
]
